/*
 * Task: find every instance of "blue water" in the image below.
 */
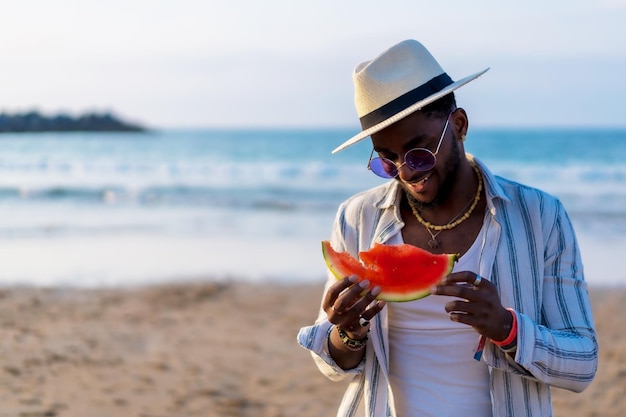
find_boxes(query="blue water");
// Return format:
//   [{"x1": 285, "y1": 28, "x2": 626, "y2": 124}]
[{"x1": 0, "y1": 128, "x2": 623, "y2": 286}]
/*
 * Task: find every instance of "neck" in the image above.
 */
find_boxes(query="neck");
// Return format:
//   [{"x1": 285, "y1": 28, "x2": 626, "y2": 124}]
[{"x1": 406, "y1": 159, "x2": 479, "y2": 219}]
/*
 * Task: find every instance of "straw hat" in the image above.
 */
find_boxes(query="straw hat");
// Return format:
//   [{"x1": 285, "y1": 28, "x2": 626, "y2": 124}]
[{"x1": 332, "y1": 39, "x2": 489, "y2": 154}]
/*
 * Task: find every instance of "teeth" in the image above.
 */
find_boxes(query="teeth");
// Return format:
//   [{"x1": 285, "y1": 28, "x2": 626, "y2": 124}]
[{"x1": 408, "y1": 175, "x2": 430, "y2": 186}]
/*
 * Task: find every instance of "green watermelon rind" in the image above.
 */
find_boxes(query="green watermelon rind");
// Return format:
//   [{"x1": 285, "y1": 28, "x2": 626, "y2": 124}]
[
  {"x1": 321, "y1": 241, "x2": 369, "y2": 280},
  {"x1": 321, "y1": 241, "x2": 458, "y2": 302},
  {"x1": 378, "y1": 289, "x2": 431, "y2": 303}
]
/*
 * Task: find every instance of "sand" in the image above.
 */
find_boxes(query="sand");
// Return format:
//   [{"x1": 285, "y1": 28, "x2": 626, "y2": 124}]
[{"x1": 0, "y1": 281, "x2": 622, "y2": 417}]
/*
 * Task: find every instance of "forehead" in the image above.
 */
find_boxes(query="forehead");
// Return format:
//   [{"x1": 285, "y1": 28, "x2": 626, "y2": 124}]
[{"x1": 370, "y1": 111, "x2": 443, "y2": 151}]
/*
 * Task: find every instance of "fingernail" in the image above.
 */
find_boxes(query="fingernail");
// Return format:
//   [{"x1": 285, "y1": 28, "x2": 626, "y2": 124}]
[
  {"x1": 359, "y1": 280, "x2": 370, "y2": 289},
  {"x1": 371, "y1": 286, "x2": 381, "y2": 296},
  {"x1": 348, "y1": 275, "x2": 358, "y2": 283},
  {"x1": 429, "y1": 286, "x2": 438, "y2": 294}
]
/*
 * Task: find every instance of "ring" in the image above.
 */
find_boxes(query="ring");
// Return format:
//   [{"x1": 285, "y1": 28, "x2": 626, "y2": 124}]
[
  {"x1": 359, "y1": 317, "x2": 370, "y2": 327},
  {"x1": 472, "y1": 274, "x2": 482, "y2": 287}
]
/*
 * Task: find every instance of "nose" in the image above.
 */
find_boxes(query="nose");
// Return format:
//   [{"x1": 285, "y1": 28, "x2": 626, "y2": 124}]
[{"x1": 395, "y1": 162, "x2": 413, "y2": 181}]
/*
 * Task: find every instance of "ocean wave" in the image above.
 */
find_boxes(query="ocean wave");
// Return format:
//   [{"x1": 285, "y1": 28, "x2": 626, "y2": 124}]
[
  {"x1": 0, "y1": 183, "x2": 353, "y2": 213},
  {"x1": 0, "y1": 129, "x2": 624, "y2": 217}
]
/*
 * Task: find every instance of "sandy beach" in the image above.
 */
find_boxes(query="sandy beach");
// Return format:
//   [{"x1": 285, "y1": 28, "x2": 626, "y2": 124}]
[{"x1": 0, "y1": 280, "x2": 622, "y2": 417}]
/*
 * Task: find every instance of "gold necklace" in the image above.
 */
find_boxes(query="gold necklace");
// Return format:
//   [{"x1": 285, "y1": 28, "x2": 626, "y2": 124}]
[
  {"x1": 408, "y1": 163, "x2": 483, "y2": 248},
  {"x1": 420, "y1": 195, "x2": 474, "y2": 248},
  {"x1": 423, "y1": 228, "x2": 444, "y2": 249}
]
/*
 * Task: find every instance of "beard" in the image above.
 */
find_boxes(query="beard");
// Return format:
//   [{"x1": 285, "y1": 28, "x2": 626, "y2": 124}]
[{"x1": 403, "y1": 136, "x2": 462, "y2": 210}]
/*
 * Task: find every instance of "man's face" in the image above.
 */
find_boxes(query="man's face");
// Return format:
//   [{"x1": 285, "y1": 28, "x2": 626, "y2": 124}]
[{"x1": 370, "y1": 111, "x2": 462, "y2": 209}]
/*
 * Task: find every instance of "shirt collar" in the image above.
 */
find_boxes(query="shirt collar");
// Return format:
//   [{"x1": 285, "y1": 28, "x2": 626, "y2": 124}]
[{"x1": 469, "y1": 155, "x2": 511, "y2": 216}]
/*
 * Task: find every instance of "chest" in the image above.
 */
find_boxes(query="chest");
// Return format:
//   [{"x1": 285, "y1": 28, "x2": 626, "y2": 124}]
[{"x1": 400, "y1": 202, "x2": 487, "y2": 257}]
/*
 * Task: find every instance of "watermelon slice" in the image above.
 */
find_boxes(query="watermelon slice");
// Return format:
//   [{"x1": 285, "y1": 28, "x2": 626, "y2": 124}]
[{"x1": 321, "y1": 241, "x2": 458, "y2": 302}]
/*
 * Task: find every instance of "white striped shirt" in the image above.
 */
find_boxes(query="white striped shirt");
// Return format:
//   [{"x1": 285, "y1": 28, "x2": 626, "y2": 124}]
[{"x1": 297, "y1": 156, "x2": 598, "y2": 417}]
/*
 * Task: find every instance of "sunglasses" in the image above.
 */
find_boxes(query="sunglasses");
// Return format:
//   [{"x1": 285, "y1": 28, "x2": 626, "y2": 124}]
[{"x1": 367, "y1": 114, "x2": 451, "y2": 179}]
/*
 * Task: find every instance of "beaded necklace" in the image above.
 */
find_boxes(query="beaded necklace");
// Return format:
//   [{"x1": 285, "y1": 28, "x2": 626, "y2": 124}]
[
  {"x1": 417, "y1": 196, "x2": 474, "y2": 249},
  {"x1": 407, "y1": 163, "x2": 483, "y2": 249}
]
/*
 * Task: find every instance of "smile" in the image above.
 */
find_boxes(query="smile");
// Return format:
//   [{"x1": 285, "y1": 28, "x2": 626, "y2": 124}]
[{"x1": 410, "y1": 174, "x2": 431, "y2": 185}]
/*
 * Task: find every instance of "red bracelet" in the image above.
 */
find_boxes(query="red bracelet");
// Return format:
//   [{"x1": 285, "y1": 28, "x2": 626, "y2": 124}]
[{"x1": 492, "y1": 308, "x2": 517, "y2": 347}]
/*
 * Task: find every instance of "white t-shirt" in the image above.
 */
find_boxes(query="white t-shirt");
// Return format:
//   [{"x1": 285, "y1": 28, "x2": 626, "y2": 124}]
[{"x1": 388, "y1": 229, "x2": 492, "y2": 417}]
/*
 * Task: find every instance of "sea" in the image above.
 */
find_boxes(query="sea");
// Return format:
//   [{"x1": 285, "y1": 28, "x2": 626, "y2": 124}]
[{"x1": 0, "y1": 128, "x2": 624, "y2": 288}]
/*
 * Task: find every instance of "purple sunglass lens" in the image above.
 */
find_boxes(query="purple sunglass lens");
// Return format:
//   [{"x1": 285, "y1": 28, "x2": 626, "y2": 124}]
[
  {"x1": 369, "y1": 158, "x2": 396, "y2": 178},
  {"x1": 405, "y1": 149, "x2": 436, "y2": 171}
]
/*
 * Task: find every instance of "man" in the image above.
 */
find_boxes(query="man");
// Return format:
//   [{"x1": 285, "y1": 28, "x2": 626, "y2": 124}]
[{"x1": 297, "y1": 39, "x2": 598, "y2": 417}]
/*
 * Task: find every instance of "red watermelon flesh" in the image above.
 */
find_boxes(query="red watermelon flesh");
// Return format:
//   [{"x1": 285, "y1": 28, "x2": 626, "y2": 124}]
[{"x1": 322, "y1": 241, "x2": 458, "y2": 302}]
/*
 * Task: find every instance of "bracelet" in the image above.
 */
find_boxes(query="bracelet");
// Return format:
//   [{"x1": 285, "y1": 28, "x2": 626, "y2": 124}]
[
  {"x1": 500, "y1": 343, "x2": 518, "y2": 354},
  {"x1": 492, "y1": 308, "x2": 517, "y2": 348},
  {"x1": 336, "y1": 326, "x2": 368, "y2": 351}
]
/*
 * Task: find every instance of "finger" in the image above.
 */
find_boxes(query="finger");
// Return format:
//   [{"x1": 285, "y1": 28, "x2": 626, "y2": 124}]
[
  {"x1": 324, "y1": 275, "x2": 359, "y2": 310},
  {"x1": 333, "y1": 279, "x2": 372, "y2": 312},
  {"x1": 361, "y1": 299, "x2": 387, "y2": 321},
  {"x1": 445, "y1": 299, "x2": 480, "y2": 316},
  {"x1": 345, "y1": 284, "x2": 381, "y2": 317},
  {"x1": 352, "y1": 299, "x2": 387, "y2": 335},
  {"x1": 433, "y1": 273, "x2": 489, "y2": 298},
  {"x1": 444, "y1": 298, "x2": 483, "y2": 325},
  {"x1": 326, "y1": 279, "x2": 373, "y2": 327},
  {"x1": 432, "y1": 282, "x2": 478, "y2": 301},
  {"x1": 337, "y1": 286, "x2": 384, "y2": 334},
  {"x1": 439, "y1": 271, "x2": 480, "y2": 286},
  {"x1": 448, "y1": 311, "x2": 474, "y2": 326},
  {"x1": 345, "y1": 299, "x2": 384, "y2": 337}
]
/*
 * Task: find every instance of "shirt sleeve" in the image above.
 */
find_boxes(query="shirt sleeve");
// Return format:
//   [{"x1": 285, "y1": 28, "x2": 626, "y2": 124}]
[
  {"x1": 296, "y1": 201, "x2": 366, "y2": 381},
  {"x1": 483, "y1": 199, "x2": 598, "y2": 393},
  {"x1": 297, "y1": 318, "x2": 365, "y2": 381},
  {"x1": 296, "y1": 269, "x2": 366, "y2": 381}
]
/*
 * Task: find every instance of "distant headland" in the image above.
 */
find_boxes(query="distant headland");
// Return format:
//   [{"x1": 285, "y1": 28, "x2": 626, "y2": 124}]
[{"x1": 0, "y1": 111, "x2": 147, "y2": 133}]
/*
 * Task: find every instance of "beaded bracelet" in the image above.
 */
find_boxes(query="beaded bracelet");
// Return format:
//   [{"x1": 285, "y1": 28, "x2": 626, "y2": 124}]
[
  {"x1": 336, "y1": 327, "x2": 368, "y2": 351},
  {"x1": 492, "y1": 308, "x2": 517, "y2": 348}
]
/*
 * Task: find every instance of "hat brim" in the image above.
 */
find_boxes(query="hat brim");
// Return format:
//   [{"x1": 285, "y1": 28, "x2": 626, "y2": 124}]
[{"x1": 332, "y1": 68, "x2": 490, "y2": 154}]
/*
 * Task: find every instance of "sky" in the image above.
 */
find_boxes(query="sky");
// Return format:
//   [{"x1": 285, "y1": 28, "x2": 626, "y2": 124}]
[{"x1": 1, "y1": 0, "x2": 625, "y2": 129}]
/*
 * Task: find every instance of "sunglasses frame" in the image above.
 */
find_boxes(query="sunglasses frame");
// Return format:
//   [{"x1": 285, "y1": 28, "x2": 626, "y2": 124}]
[{"x1": 367, "y1": 113, "x2": 452, "y2": 179}]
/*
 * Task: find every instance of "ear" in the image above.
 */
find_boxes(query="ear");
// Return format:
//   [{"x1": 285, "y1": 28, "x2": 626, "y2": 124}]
[{"x1": 451, "y1": 108, "x2": 469, "y2": 140}]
